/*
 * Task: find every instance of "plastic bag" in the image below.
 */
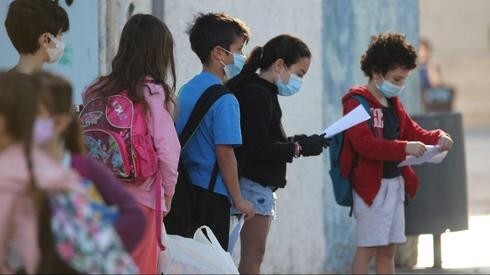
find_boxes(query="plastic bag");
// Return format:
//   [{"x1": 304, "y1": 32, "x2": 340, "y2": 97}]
[{"x1": 159, "y1": 225, "x2": 239, "y2": 274}]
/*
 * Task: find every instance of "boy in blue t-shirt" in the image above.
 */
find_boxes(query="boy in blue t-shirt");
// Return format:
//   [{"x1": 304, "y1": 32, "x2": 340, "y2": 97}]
[{"x1": 176, "y1": 12, "x2": 255, "y2": 250}]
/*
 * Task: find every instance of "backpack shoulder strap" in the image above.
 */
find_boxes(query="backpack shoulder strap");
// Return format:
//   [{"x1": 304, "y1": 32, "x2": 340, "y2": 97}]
[
  {"x1": 178, "y1": 84, "x2": 230, "y2": 192},
  {"x1": 352, "y1": 95, "x2": 372, "y2": 128},
  {"x1": 179, "y1": 84, "x2": 229, "y2": 148}
]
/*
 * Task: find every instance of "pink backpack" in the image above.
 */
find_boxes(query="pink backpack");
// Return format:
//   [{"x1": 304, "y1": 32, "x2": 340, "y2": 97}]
[{"x1": 79, "y1": 91, "x2": 158, "y2": 183}]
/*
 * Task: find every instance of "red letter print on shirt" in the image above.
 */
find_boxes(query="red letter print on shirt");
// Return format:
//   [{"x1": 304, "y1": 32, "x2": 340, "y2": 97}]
[{"x1": 371, "y1": 107, "x2": 384, "y2": 138}]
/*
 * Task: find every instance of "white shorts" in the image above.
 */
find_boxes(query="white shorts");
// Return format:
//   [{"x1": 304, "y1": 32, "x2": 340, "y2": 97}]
[{"x1": 353, "y1": 176, "x2": 406, "y2": 247}]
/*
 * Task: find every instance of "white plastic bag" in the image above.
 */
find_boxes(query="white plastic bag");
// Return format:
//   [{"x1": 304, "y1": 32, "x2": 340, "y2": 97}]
[{"x1": 159, "y1": 225, "x2": 239, "y2": 274}]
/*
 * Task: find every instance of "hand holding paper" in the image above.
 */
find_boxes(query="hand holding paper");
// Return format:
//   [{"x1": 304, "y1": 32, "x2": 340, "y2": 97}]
[
  {"x1": 321, "y1": 105, "x2": 371, "y2": 138},
  {"x1": 398, "y1": 145, "x2": 448, "y2": 167}
]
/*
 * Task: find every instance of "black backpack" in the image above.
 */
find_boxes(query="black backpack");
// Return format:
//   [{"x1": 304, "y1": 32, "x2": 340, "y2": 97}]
[{"x1": 164, "y1": 84, "x2": 229, "y2": 237}]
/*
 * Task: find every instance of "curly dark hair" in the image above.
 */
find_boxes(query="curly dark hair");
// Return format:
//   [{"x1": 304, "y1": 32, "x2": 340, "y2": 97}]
[{"x1": 360, "y1": 32, "x2": 417, "y2": 78}]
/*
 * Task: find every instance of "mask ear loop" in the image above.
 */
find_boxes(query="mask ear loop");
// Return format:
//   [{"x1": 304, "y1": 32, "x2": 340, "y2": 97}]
[{"x1": 218, "y1": 47, "x2": 231, "y2": 67}]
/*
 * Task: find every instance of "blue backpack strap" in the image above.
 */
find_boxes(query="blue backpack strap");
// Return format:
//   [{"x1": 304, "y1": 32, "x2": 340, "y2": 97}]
[{"x1": 347, "y1": 95, "x2": 372, "y2": 216}]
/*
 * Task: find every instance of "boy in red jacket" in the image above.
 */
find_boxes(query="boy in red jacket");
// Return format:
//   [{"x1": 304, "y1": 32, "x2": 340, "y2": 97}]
[{"x1": 342, "y1": 32, "x2": 453, "y2": 274}]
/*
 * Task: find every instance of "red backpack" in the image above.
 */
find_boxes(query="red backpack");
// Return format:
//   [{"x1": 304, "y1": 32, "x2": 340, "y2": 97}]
[{"x1": 79, "y1": 91, "x2": 157, "y2": 183}]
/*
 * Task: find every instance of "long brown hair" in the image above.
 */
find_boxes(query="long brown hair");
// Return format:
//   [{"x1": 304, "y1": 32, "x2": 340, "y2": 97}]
[
  {"x1": 33, "y1": 71, "x2": 85, "y2": 154},
  {"x1": 86, "y1": 14, "x2": 177, "y2": 111},
  {"x1": 0, "y1": 71, "x2": 40, "y2": 197}
]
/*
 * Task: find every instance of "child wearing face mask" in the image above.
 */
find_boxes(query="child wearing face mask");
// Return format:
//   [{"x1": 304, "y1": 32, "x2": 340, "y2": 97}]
[
  {"x1": 341, "y1": 32, "x2": 454, "y2": 274},
  {"x1": 0, "y1": 71, "x2": 82, "y2": 274},
  {"x1": 225, "y1": 34, "x2": 330, "y2": 274},
  {"x1": 171, "y1": 12, "x2": 255, "y2": 250},
  {"x1": 32, "y1": 71, "x2": 146, "y2": 254},
  {"x1": 5, "y1": 0, "x2": 69, "y2": 74}
]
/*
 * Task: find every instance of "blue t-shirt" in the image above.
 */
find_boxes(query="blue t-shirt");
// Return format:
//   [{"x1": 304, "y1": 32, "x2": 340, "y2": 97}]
[{"x1": 176, "y1": 71, "x2": 242, "y2": 198}]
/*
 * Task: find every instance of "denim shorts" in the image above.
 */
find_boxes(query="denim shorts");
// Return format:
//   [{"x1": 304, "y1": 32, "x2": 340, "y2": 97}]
[{"x1": 231, "y1": 177, "x2": 277, "y2": 219}]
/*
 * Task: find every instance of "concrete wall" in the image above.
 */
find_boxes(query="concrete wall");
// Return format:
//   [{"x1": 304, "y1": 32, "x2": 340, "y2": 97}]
[{"x1": 98, "y1": 0, "x2": 153, "y2": 75}]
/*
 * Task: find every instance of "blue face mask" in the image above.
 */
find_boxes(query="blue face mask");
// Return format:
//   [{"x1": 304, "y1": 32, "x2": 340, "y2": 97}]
[
  {"x1": 376, "y1": 77, "x2": 405, "y2": 98},
  {"x1": 276, "y1": 67, "x2": 303, "y2": 96},
  {"x1": 220, "y1": 48, "x2": 246, "y2": 79}
]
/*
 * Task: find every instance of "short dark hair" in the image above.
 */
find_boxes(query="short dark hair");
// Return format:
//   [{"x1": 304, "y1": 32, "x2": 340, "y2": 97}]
[
  {"x1": 360, "y1": 32, "x2": 417, "y2": 78},
  {"x1": 5, "y1": 0, "x2": 70, "y2": 54},
  {"x1": 187, "y1": 12, "x2": 250, "y2": 65}
]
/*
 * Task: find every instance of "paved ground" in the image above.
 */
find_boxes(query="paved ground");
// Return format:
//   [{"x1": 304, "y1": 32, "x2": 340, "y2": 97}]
[{"x1": 397, "y1": 267, "x2": 490, "y2": 274}]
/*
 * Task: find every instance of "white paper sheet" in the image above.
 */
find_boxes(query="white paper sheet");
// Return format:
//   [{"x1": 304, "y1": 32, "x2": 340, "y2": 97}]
[
  {"x1": 397, "y1": 145, "x2": 448, "y2": 167},
  {"x1": 228, "y1": 215, "x2": 245, "y2": 253},
  {"x1": 321, "y1": 105, "x2": 371, "y2": 137}
]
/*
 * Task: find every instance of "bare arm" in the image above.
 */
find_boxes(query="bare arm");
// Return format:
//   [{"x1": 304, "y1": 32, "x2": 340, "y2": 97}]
[{"x1": 215, "y1": 145, "x2": 255, "y2": 219}]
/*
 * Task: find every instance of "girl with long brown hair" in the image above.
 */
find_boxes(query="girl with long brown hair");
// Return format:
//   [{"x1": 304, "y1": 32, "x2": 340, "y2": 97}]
[{"x1": 83, "y1": 14, "x2": 180, "y2": 273}]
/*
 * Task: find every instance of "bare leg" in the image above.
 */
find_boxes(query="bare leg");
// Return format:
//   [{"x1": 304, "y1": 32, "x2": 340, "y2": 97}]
[
  {"x1": 238, "y1": 214, "x2": 272, "y2": 274},
  {"x1": 375, "y1": 244, "x2": 397, "y2": 274},
  {"x1": 352, "y1": 246, "x2": 377, "y2": 274}
]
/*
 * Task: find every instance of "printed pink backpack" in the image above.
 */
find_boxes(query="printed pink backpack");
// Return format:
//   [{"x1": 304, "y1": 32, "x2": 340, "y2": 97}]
[{"x1": 79, "y1": 90, "x2": 157, "y2": 182}]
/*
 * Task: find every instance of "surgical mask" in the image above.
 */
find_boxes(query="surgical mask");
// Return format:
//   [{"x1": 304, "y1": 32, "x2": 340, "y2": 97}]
[
  {"x1": 220, "y1": 47, "x2": 246, "y2": 79},
  {"x1": 276, "y1": 67, "x2": 303, "y2": 96},
  {"x1": 45, "y1": 33, "x2": 65, "y2": 64},
  {"x1": 33, "y1": 118, "x2": 55, "y2": 145},
  {"x1": 376, "y1": 77, "x2": 405, "y2": 98}
]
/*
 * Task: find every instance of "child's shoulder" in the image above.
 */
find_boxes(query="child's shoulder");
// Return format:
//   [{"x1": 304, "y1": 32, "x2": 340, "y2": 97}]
[{"x1": 143, "y1": 79, "x2": 166, "y2": 98}]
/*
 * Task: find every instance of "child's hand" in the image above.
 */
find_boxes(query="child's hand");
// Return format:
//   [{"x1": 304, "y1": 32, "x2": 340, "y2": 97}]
[
  {"x1": 234, "y1": 199, "x2": 255, "y2": 220},
  {"x1": 405, "y1": 141, "x2": 427, "y2": 157},
  {"x1": 164, "y1": 195, "x2": 173, "y2": 216},
  {"x1": 438, "y1": 134, "x2": 453, "y2": 151}
]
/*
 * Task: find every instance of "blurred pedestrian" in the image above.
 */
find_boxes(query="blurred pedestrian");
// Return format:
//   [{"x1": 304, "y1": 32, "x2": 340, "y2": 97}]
[
  {"x1": 33, "y1": 71, "x2": 146, "y2": 253},
  {"x1": 418, "y1": 38, "x2": 442, "y2": 91},
  {"x1": 0, "y1": 71, "x2": 80, "y2": 274}
]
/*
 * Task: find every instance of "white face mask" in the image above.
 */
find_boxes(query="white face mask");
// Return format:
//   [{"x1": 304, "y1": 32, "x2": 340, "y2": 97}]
[{"x1": 45, "y1": 33, "x2": 65, "y2": 64}]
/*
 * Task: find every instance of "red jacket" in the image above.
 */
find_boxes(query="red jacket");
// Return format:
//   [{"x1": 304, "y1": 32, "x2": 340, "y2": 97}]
[{"x1": 340, "y1": 86, "x2": 445, "y2": 205}]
